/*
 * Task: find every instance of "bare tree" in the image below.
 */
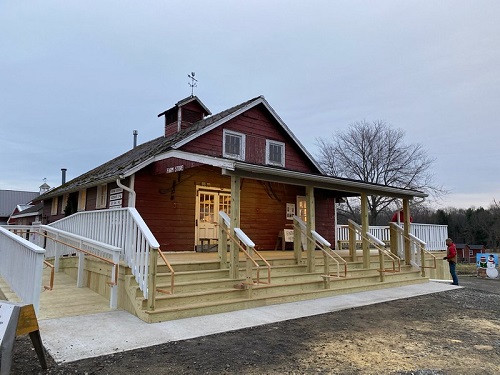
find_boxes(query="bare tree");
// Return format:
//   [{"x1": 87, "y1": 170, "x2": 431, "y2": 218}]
[{"x1": 316, "y1": 120, "x2": 446, "y2": 224}]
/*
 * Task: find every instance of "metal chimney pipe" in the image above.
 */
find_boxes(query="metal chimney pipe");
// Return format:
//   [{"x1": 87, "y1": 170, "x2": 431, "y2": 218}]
[
  {"x1": 133, "y1": 130, "x2": 138, "y2": 148},
  {"x1": 61, "y1": 168, "x2": 67, "y2": 184}
]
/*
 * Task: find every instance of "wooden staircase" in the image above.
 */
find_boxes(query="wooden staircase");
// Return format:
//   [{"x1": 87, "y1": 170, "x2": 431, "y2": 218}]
[{"x1": 124, "y1": 252, "x2": 428, "y2": 323}]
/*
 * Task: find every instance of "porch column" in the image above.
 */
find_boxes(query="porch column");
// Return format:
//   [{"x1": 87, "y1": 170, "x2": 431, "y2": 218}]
[
  {"x1": 306, "y1": 186, "x2": 316, "y2": 273},
  {"x1": 229, "y1": 175, "x2": 241, "y2": 279},
  {"x1": 360, "y1": 192, "x2": 370, "y2": 268},
  {"x1": 403, "y1": 198, "x2": 411, "y2": 265}
]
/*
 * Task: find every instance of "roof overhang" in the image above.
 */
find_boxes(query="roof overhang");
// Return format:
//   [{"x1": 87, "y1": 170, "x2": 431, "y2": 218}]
[{"x1": 223, "y1": 162, "x2": 428, "y2": 199}]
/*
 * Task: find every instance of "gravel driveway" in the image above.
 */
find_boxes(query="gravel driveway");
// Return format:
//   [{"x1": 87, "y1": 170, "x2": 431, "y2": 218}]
[{"x1": 11, "y1": 277, "x2": 500, "y2": 375}]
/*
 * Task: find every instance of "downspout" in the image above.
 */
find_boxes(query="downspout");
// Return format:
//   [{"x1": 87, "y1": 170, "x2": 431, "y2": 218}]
[{"x1": 117, "y1": 174, "x2": 136, "y2": 208}]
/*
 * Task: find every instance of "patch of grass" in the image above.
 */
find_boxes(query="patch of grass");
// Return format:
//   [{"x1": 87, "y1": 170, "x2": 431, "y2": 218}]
[{"x1": 457, "y1": 263, "x2": 478, "y2": 276}]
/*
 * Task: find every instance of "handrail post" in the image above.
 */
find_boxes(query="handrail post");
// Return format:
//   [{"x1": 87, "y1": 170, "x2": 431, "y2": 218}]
[
  {"x1": 323, "y1": 245, "x2": 331, "y2": 289},
  {"x1": 389, "y1": 224, "x2": 399, "y2": 258},
  {"x1": 245, "y1": 244, "x2": 254, "y2": 298},
  {"x1": 218, "y1": 215, "x2": 228, "y2": 269},
  {"x1": 348, "y1": 221, "x2": 357, "y2": 262},
  {"x1": 148, "y1": 246, "x2": 158, "y2": 311},
  {"x1": 293, "y1": 221, "x2": 302, "y2": 264},
  {"x1": 77, "y1": 240, "x2": 85, "y2": 288},
  {"x1": 110, "y1": 252, "x2": 120, "y2": 309},
  {"x1": 54, "y1": 232, "x2": 60, "y2": 272},
  {"x1": 379, "y1": 250, "x2": 385, "y2": 282},
  {"x1": 420, "y1": 244, "x2": 426, "y2": 277}
]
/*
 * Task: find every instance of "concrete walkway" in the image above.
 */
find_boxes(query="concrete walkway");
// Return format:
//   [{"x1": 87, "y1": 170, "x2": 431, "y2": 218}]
[{"x1": 39, "y1": 280, "x2": 459, "y2": 364}]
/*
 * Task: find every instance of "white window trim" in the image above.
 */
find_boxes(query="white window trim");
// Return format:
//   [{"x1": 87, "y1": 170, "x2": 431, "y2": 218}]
[
  {"x1": 78, "y1": 189, "x2": 87, "y2": 211},
  {"x1": 96, "y1": 184, "x2": 107, "y2": 209},
  {"x1": 266, "y1": 139, "x2": 285, "y2": 167},
  {"x1": 223, "y1": 129, "x2": 246, "y2": 161}
]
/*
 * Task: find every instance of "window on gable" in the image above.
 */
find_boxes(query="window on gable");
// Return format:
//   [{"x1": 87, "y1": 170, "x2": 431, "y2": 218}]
[
  {"x1": 223, "y1": 130, "x2": 245, "y2": 160},
  {"x1": 96, "y1": 184, "x2": 107, "y2": 209},
  {"x1": 266, "y1": 140, "x2": 285, "y2": 167}
]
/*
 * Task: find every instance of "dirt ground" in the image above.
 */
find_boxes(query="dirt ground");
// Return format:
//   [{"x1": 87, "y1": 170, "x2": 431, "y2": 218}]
[{"x1": 11, "y1": 276, "x2": 500, "y2": 375}]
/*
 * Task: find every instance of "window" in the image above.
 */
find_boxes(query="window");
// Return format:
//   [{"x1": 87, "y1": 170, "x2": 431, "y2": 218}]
[
  {"x1": 96, "y1": 184, "x2": 107, "y2": 209},
  {"x1": 223, "y1": 130, "x2": 245, "y2": 160},
  {"x1": 61, "y1": 194, "x2": 69, "y2": 214},
  {"x1": 78, "y1": 189, "x2": 87, "y2": 211},
  {"x1": 266, "y1": 140, "x2": 285, "y2": 167},
  {"x1": 51, "y1": 197, "x2": 58, "y2": 215}
]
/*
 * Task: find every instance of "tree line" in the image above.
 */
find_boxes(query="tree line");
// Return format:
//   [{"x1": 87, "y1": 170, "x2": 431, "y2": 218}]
[{"x1": 316, "y1": 120, "x2": 498, "y2": 249}]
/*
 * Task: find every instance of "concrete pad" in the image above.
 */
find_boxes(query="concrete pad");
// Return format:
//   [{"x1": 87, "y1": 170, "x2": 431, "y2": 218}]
[{"x1": 39, "y1": 281, "x2": 459, "y2": 363}]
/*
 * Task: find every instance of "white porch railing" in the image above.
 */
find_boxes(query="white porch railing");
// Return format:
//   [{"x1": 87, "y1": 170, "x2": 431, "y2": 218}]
[
  {"x1": 5, "y1": 224, "x2": 122, "y2": 309},
  {"x1": 337, "y1": 223, "x2": 448, "y2": 251},
  {"x1": 0, "y1": 226, "x2": 45, "y2": 313},
  {"x1": 49, "y1": 208, "x2": 160, "y2": 299}
]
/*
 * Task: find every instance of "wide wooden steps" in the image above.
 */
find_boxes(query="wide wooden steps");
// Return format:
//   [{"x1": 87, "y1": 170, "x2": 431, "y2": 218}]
[{"x1": 125, "y1": 253, "x2": 428, "y2": 323}]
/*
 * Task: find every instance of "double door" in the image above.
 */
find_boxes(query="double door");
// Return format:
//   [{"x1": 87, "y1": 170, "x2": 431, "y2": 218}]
[{"x1": 195, "y1": 188, "x2": 231, "y2": 244}]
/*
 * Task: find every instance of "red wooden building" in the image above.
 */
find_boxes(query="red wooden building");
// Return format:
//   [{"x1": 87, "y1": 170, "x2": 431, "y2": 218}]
[{"x1": 37, "y1": 95, "x2": 426, "y2": 252}]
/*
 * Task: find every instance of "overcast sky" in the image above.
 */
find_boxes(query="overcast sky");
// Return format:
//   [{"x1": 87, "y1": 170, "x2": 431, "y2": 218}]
[{"x1": 1, "y1": 1, "x2": 499, "y2": 209}]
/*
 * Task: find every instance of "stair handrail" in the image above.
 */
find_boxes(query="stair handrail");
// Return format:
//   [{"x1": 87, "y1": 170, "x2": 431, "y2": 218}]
[
  {"x1": 348, "y1": 220, "x2": 401, "y2": 280},
  {"x1": 155, "y1": 249, "x2": 175, "y2": 296},
  {"x1": 218, "y1": 211, "x2": 271, "y2": 286},
  {"x1": 390, "y1": 223, "x2": 436, "y2": 276},
  {"x1": 292, "y1": 216, "x2": 347, "y2": 282}
]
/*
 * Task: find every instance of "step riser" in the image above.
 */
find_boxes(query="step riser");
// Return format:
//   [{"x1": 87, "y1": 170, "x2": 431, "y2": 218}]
[
  {"x1": 147, "y1": 271, "x2": 423, "y2": 309},
  {"x1": 146, "y1": 289, "x2": 247, "y2": 309},
  {"x1": 144, "y1": 278, "x2": 428, "y2": 323},
  {"x1": 156, "y1": 270, "x2": 229, "y2": 284}
]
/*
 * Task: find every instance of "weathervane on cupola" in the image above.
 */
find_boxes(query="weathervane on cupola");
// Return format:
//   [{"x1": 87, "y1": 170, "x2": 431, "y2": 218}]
[{"x1": 188, "y1": 72, "x2": 197, "y2": 97}]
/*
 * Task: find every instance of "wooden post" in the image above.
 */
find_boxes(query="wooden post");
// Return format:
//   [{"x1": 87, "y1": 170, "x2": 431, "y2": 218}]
[
  {"x1": 360, "y1": 192, "x2": 370, "y2": 269},
  {"x1": 389, "y1": 224, "x2": 399, "y2": 257},
  {"x1": 229, "y1": 175, "x2": 241, "y2": 279},
  {"x1": 378, "y1": 250, "x2": 385, "y2": 282},
  {"x1": 323, "y1": 249, "x2": 331, "y2": 289},
  {"x1": 77, "y1": 246, "x2": 85, "y2": 288},
  {"x1": 306, "y1": 186, "x2": 316, "y2": 273},
  {"x1": 403, "y1": 198, "x2": 411, "y2": 265},
  {"x1": 420, "y1": 244, "x2": 426, "y2": 277},
  {"x1": 348, "y1": 222, "x2": 357, "y2": 262},
  {"x1": 246, "y1": 245, "x2": 254, "y2": 298},
  {"x1": 110, "y1": 252, "x2": 120, "y2": 309},
  {"x1": 147, "y1": 247, "x2": 158, "y2": 311},
  {"x1": 218, "y1": 214, "x2": 228, "y2": 269},
  {"x1": 293, "y1": 220, "x2": 302, "y2": 265}
]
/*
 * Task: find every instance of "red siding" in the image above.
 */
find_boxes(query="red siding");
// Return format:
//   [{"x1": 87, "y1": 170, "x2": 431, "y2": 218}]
[
  {"x1": 134, "y1": 165, "x2": 335, "y2": 251},
  {"x1": 179, "y1": 104, "x2": 319, "y2": 173}
]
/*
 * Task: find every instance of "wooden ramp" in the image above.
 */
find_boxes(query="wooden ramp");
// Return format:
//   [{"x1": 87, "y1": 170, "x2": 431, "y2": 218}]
[{"x1": 38, "y1": 265, "x2": 111, "y2": 320}]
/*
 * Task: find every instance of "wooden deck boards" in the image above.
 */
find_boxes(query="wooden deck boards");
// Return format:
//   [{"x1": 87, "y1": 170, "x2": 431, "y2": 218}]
[{"x1": 38, "y1": 266, "x2": 111, "y2": 320}]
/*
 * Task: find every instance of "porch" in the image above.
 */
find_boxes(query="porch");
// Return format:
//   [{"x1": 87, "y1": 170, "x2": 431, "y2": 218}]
[{"x1": 1, "y1": 209, "x2": 450, "y2": 322}]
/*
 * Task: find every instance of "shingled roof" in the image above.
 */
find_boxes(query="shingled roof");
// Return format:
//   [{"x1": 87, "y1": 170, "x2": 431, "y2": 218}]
[
  {"x1": 39, "y1": 96, "x2": 265, "y2": 199},
  {"x1": 0, "y1": 190, "x2": 39, "y2": 217}
]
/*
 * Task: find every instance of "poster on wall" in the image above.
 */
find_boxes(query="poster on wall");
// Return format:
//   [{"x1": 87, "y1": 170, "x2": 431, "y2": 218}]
[
  {"x1": 476, "y1": 253, "x2": 499, "y2": 279},
  {"x1": 286, "y1": 203, "x2": 295, "y2": 220}
]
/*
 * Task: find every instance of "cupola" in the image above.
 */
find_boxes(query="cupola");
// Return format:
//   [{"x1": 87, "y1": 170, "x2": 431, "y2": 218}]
[{"x1": 158, "y1": 96, "x2": 212, "y2": 137}]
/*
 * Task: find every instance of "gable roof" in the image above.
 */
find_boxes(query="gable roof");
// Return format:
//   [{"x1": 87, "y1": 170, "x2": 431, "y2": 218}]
[
  {"x1": 37, "y1": 95, "x2": 428, "y2": 201},
  {"x1": 157, "y1": 96, "x2": 212, "y2": 118},
  {"x1": 0, "y1": 190, "x2": 39, "y2": 217},
  {"x1": 39, "y1": 96, "x2": 322, "y2": 199},
  {"x1": 9, "y1": 202, "x2": 44, "y2": 219}
]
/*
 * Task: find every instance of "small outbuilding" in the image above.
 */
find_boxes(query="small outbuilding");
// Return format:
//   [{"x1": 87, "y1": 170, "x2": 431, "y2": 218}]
[{"x1": 455, "y1": 243, "x2": 486, "y2": 263}]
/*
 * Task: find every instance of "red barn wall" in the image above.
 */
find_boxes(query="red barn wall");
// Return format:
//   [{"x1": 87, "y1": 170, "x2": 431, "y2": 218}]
[
  {"x1": 135, "y1": 163, "x2": 335, "y2": 252},
  {"x1": 179, "y1": 105, "x2": 319, "y2": 173}
]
